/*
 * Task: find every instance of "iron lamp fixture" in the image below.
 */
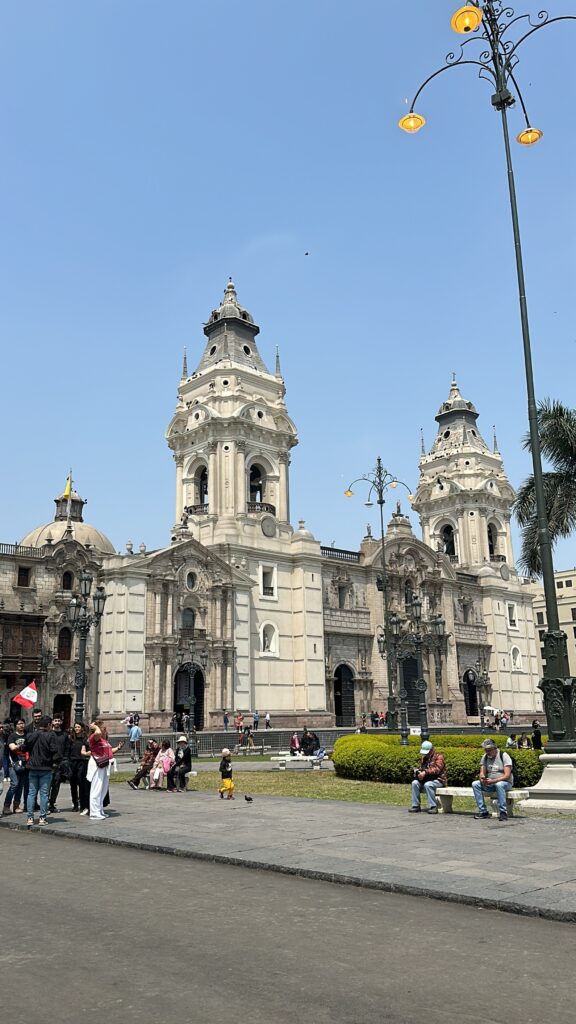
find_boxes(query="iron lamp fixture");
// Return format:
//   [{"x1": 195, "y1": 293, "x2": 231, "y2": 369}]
[
  {"x1": 411, "y1": 593, "x2": 423, "y2": 624},
  {"x1": 80, "y1": 571, "x2": 93, "y2": 599},
  {"x1": 451, "y1": 5, "x2": 483, "y2": 34},
  {"x1": 344, "y1": 459, "x2": 415, "y2": 731},
  {"x1": 517, "y1": 126, "x2": 543, "y2": 145},
  {"x1": 398, "y1": 112, "x2": 426, "y2": 133},
  {"x1": 399, "y1": 0, "x2": 576, "y2": 753}
]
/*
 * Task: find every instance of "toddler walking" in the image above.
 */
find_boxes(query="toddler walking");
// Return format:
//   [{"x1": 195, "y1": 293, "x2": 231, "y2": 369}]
[{"x1": 218, "y1": 747, "x2": 234, "y2": 800}]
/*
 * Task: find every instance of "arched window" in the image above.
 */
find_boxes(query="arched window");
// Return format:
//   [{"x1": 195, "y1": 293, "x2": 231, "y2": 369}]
[
  {"x1": 250, "y1": 464, "x2": 265, "y2": 503},
  {"x1": 441, "y1": 524, "x2": 456, "y2": 558},
  {"x1": 487, "y1": 523, "x2": 497, "y2": 558},
  {"x1": 62, "y1": 571, "x2": 73, "y2": 591},
  {"x1": 260, "y1": 623, "x2": 278, "y2": 655},
  {"x1": 511, "y1": 646, "x2": 522, "y2": 671},
  {"x1": 182, "y1": 608, "x2": 195, "y2": 631},
  {"x1": 57, "y1": 627, "x2": 72, "y2": 661},
  {"x1": 197, "y1": 467, "x2": 208, "y2": 506}
]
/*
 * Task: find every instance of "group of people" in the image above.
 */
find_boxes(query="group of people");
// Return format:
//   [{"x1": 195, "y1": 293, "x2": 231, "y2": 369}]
[
  {"x1": 223, "y1": 709, "x2": 272, "y2": 733},
  {"x1": 409, "y1": 728, "x2": 542, "y2": 821},
  {"x1": 289, "y1": 727, "x2": 323, "y2": 756},
  {"x1": 126, "y1": 735, "x2": 193, "y2": 792},
  {"x1": 0, "y1": 709, "x2": 123, "y2": 824}
]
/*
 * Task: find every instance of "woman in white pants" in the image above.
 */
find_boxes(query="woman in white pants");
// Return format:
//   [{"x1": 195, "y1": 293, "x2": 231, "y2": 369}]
[{"x1": 87, "y1": 721, "x2": 123, "y2": 820}]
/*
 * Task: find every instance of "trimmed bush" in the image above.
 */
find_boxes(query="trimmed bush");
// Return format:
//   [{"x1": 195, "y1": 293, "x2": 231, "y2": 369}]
[{"x1": 331, "y1": 736, "x2": 543, "y2": 788}]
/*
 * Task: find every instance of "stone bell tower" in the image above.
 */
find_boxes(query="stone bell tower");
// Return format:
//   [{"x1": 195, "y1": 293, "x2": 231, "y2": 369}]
[
  {"x1": 166, "y1": 278, "x2": 297, "y2": 544},
  {"x1": 412, "y1": 375, "x2": 515, "y2": 570},
  {"x1": 165, "y1": 280, "x2": 327, "y2": 721}
]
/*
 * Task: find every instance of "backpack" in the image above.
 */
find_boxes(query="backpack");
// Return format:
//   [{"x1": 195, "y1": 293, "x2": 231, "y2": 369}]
[{"x1": 482, "y1": 752, "x2": 515, "y2": 787}]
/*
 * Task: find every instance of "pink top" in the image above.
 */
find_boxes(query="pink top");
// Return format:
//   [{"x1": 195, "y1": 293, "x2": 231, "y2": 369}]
[{"x1": 88, "y1": 735, "x2": 113, "y2": 759}]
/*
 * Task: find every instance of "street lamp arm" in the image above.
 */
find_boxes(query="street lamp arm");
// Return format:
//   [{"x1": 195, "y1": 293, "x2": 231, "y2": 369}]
[
  {"x1": 506, "y1": 15, "x2": 576, "y2": 59},
  {"x1": 506, "y1": 68, "x2": 532, "y2": 127},
  {"x1": 408, "y1": 59, "x2": 496, "y2": 112}
]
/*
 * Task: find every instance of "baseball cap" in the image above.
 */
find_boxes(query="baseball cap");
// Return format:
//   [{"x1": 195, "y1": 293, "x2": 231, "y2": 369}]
[
  {"x1": 482, "y1": 738, "x2": 497, "y2": 750},
  {"x1": 419, "y1": 741, "x2": 433, "y2": 755},
  {"x1": 177, "y1": 735, "x2": 187, "y2": 743},
  {"x1": 222, "y1": 747, "x2": 231, "y2": 756}
]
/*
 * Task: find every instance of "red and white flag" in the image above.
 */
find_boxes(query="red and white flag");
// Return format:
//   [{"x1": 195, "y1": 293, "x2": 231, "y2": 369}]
[{"x1": 14, "y1": 681, "x2": 38, "y2": 708}]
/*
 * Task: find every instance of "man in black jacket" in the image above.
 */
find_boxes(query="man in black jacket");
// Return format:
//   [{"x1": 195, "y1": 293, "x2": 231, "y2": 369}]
[
  {"x1": 48, "y1": 715, "x2": 72, "y2": 813},
  {"x1": 167, "y1": 736, "x2": 192, "y2": 792},
  {"x1": 25, "y1": 717, "x2": 58, "y2": 825}
]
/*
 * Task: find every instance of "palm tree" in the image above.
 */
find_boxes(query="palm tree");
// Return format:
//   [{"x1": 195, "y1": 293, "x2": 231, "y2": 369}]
[{"x1": 514, "y1": 399, "x2": 576, "y2": 576}]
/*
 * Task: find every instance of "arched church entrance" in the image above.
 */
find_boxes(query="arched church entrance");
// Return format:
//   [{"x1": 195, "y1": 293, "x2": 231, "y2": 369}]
[
  {"x1": 400, "y1": 657, "x2": 420, "y2": 725},
  {"x1": 334, "y1": 664, "x2": 355, "y2": 726},
  {"x1": 461, "y1": 669, "x2": 479, "y2": 716},
  {"x1": 174, "y1": 663, "x2": 206, "y2": 731}
]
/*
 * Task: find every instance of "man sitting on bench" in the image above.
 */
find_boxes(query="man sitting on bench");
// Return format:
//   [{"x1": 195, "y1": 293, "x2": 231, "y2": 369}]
[
  {"x1": 409, "y1": 740, "x2": 447, "y2": 815},
  {"x1": 167, "y1": 736, "x2": 192, "y2": 792},
  {"x1": 472, "y1": 738, "x2": 514, "y2": 822}
]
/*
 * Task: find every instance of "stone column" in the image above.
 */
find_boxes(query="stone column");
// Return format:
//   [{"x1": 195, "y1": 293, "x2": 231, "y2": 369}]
[
  {"x1": 278, "y1": 453, "x2": 288, "y2": 522},
  {"x1": 208, "y1": 442, "x2": 218, "y2": 515},
  {"x1": 236, "y1": 440, "x2": 246, "y2": 515},
  {"x1": 174, "y1": 454, "x2": 184, "y2": 521}
]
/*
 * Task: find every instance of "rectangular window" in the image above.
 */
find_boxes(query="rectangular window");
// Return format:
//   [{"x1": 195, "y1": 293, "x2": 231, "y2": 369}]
[
  {"x1": 260, "y1": 565, "x2": 277, "y2": 599},
  {"x1": 539, "y1": 630, "x2": 545, "y2": 642},
  {"x1": 566, "y1": 579, "x2": 573, "y2": 588},
  {"x1": 557, "y1": 580, "x2": 564, "y2": 589},
  {"x1": 572, "y1": 608, "x2": 576, "y2": 622},
  {"x1": 17, "y1": 567, "x2": 30, "y2": 588},
  {"x1": 507, "y1": 603, "x2": 517, "y2": 628},
  {"x1": 536, "y1": 612, "x2": 544, "y2": 626},
  {"x1": 573, "y1": 627, "x2": 576, "y2": 640}
]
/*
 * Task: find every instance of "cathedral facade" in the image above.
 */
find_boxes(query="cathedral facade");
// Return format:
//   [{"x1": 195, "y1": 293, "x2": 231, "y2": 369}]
[{"x1": 0, "y1": 283, "x2": 543, "y2": 727}]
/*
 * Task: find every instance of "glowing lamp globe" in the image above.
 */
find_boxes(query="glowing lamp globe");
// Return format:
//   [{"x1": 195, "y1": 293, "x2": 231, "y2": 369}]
[
  {"x1": 399, "y1": 112, "x2": 426, "y2": 134},
  {"x1": 451, "y1": 6, "x2": 483, "y2": 34},
  {"x1": 344, "y1": 489, "x2": 354, "y2": 498},
  {"x1": 517, "y1": 126, "x2": 543, "y2": 146}
]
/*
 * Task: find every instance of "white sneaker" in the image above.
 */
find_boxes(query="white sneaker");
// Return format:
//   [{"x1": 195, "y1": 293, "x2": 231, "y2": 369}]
[{"x1": 80, "y1": 809, "x2": 89, "y2": 816}]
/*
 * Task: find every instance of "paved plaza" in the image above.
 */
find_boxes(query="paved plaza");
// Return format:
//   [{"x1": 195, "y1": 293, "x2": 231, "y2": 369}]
[
  {"x1": 3, "y1": 787, "x2": 576, "y2": 921},
  {"x1": 2, "y1": 831, "x2": 575, "y2": 1024}
]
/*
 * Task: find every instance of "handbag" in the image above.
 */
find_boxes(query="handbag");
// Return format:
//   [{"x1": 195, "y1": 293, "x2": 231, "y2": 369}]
[
  {"x1": 95, "y1": 755, "x2": 110, "y2": 769},
  {"x1": 153, "y1": 766, "x2": 162, "y2": 781}
]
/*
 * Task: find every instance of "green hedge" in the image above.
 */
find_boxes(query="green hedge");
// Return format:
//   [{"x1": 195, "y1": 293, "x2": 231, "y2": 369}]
[
  {"x1": 337, "y1": 733, "x2": 547, "y2": 750},
  {"x1": 331, "y1": 736, "x2": 543, "y2": 788}
]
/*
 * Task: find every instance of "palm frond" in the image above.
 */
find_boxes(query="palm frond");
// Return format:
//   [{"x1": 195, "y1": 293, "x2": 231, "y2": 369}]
[
  {"x1": 522, "y1": 399, "x2": 576, "y2": 474},
  {"x1": 514, "y1": 472, "x2": 576, "y2": 576}
]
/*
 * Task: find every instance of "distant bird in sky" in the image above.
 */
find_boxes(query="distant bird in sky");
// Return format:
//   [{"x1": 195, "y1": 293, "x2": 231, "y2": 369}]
[
  {"x1": 304, "y1": 252, "x2": 309, "y2": 256},
  {"x1": 244, "y1": 795, "x2": 253, "y2": 803}
]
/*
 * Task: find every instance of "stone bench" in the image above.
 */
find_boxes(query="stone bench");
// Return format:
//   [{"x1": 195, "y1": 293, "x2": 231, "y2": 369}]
[
  {"x1": 435, "y1": 786, "x2": 530, "y2": 816},
  {"x1": 270, "y1": 754, "x2": 326, "y2": 771}
]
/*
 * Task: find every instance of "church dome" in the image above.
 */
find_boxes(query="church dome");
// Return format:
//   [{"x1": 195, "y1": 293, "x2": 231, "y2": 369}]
[
  {"x1": 20, "y1": 484, "x2": 116, "y2": 555},
  {"x1": 208, "y1": 278, "x2": 255, "y2": 326}
]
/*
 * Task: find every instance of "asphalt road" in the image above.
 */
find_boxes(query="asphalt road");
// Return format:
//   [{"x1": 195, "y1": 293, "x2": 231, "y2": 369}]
[{"x1": 2, "y1": 832, "x2": 574, "y2": 1024}]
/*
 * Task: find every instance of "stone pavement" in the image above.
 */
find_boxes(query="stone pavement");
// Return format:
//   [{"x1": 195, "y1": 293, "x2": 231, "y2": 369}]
[{"x1": 3, "y1": 788, "x2": 576, "y2": 922}]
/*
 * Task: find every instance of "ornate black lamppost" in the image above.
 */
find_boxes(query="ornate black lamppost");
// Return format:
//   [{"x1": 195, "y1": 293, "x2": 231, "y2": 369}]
[
  {"x1": 475, "y1": 653, "x2": 493, "y2": 731},
  {"x1": 68, "y1": 571, "x2": 107, "y2": 725},
  {"x1": 388, "y1": 596, "x2": 450, "y2": 744},
  {"x1": 176, "y1": 637, "x2": 209, "y2": 731},
  {"x1": 399, "y1": 1, "x2": 576, "y2": 751},
  {"x1": 345, "y1": 458, "x2": 413, "y2": 730}
]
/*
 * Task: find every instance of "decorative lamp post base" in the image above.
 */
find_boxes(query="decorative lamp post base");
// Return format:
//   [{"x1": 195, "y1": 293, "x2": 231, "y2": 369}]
[{"x1": 519, "y1": 753, "x2": 576, "y2": 814}]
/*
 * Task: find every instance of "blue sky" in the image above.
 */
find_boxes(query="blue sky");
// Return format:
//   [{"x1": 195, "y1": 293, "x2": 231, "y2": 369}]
[{"x1": 1, "y1": 1, "x2": 575, "y2": 570}]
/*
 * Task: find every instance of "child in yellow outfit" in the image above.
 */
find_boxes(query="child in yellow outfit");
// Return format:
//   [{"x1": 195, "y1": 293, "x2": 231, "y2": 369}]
[{"x1": 218, "y1": 748, "x2": 234, "y2": 799}]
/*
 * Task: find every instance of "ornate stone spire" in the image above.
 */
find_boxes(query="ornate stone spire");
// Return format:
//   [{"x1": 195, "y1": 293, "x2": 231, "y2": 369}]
[
  {"x1": 275, "y1": 346, "x2": 282, "y2": 379},
  {"x1": 493, "y1": 424, "x2": 500, "y2": 453},
  {"x1": 181, "y1": 348, "x2": 188, "y2": 379}
]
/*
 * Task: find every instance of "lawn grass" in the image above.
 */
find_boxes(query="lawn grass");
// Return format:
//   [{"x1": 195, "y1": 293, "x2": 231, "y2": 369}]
[{"x1": 112, "y1": 770, "x2": 477, "y2": 810}]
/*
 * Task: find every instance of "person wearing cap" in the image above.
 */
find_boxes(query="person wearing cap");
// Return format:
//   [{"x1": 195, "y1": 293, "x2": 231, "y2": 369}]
[
  {"x1": 409, "y1": 740, "x2": 447, "y2": 814},
  {"x1": 218, "y1": 748, "x2": 234, "y2": 800},
  {"x1": 472, "y1": 738, "x2": 514, "y2": 821},
  {"x1": 167, "y1": 736, "x2": 192, "y2": 792}
]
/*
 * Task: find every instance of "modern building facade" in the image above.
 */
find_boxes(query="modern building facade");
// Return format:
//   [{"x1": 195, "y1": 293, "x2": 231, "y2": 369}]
[{"x1": 526, "y1": 569, "x2": 576, "y2": 679}]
